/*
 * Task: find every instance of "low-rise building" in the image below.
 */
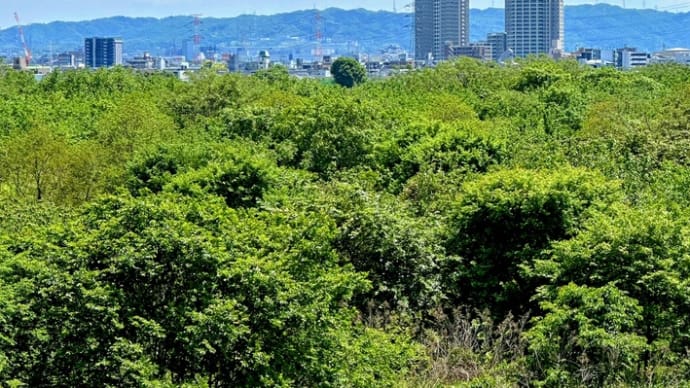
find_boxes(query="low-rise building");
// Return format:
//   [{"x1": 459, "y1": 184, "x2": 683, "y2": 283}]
[
  {"x1": 574, "y1": 47, "x2": 602, "y2": 62},
  {"x1": 487, "y1": 32, "x2": 507, "y2": 62},
  {"x1": 56, "y1": 52, "x2": 77, "y2": 69},
  {"x1": 614, "y1": 47, "x2": 649, "y2": 69},
  {"x1": 651, "y1": 48, "x2": 690, "y2": 65},
  {"x1": 127, "y1": 52, "x2": 155, "y2": 70},
  {"x1": 447, "y1": 43, "x2": 493, "y2": 61}
]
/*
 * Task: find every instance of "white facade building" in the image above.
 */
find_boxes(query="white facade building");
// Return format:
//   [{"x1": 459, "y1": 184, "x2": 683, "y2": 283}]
[
  {"x1": 622, "y1": 51, "x2": 650, "y2": 69},
  {"x1": 615, "y1": 47, "x2": 650, "y2": 69}
]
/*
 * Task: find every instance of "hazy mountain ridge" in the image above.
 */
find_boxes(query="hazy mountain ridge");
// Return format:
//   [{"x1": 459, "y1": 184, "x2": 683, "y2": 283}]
[{"x1": 1, "y1": 5, "x2": 689, "y2": 59}]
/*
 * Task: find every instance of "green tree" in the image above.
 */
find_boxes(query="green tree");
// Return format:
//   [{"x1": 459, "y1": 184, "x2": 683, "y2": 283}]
[
  {"x1": 331, "y1": 57, "x2": 367, "y2": 88},
  {"x1": 443, "y1": 167, "x2": 620, "y2": 316},
  {"x1": 315, "y1": 180, "x2": 444, "y2": 312},
  {"x1": 0, "y1": 193, "x2": 423, "y2": 386},
  {"x1": 168, "y1": 72, "x2": 240, "y2": 127},
  {"x1": 534, "y1": 205, "x2": 690, "y2": 359},
  {"x1": 95, "y1": 92, "x2": 177, "y2": 164},
  {"x1": 0, "y1": 126, "x2": 67, "y2": 202},
  {"x1": 163, "y1": 142, "x2": 277, "y2": 208}
]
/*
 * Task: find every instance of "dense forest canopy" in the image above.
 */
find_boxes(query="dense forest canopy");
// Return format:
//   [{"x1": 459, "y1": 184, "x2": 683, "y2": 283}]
[{"x1": 2, "y1": 59, "x2": 690, "y2": 386}]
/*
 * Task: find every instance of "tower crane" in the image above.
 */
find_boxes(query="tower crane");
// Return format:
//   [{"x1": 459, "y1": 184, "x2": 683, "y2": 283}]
[{"x1": 14, "y1": 12, "x2": 32, "y2": 66}]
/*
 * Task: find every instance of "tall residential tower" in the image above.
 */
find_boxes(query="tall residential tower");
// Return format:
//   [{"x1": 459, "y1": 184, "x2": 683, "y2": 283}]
[
  {"x1": 505, "y1": 0, "x2": 564, "y2": 57},
  {"x1": 415, "y1": 0, "x2": 470, "y2": 61}
]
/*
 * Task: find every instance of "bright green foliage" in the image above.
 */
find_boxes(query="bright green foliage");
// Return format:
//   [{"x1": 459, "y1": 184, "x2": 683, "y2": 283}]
[
  {"x1": 514, "y1": 62, "x2": 572, "y2": 91},
  {"x1": 0, "y1": 126, "x2": 106, "y2": 204},
  {"x1": 318, "y1": 181, "x2": 444, "y2": 311},
  {"x1": 527, "y1": 283, "x2": 647, "y2": 387},
  {"x1": 0, "y1": 125, "x2": 68, "y2": 201},
  {"x1": 253, "y1": 65, "x2": 292, "y2": 86},
  {"x1": 0, "y1": 194, "x2": 422, "y2": 386},
  {"x1": 536, "y1": 205, "x2": 690, "y2": 357},
  {"x1": 168, "y1": 71, "x2": 240, "y2": 127},
  {"x1": 443, "y1": 167, "x2": 621, "y2": 316},
  {"x1": 167, "y1": 150, "x2": 276, "y2": 208},
  {"x1": 373, "y1": 121, "x2": 505, "y2": 194},
  {"x1": 294, "y1": 93, "x2": 380, "y2": 176},
  {"x1": 655, "y1": 84, "x2": 690, "y2": 165},
  {"x1": 476, "y1": 89, "x2": 544, "y2": 132},
  {"x1": 0, "y1": 68, "x2": 37, "y2": 101},
  {"x1": 404, "y1": 122, "x2": 505, "y2": 175},
  {"x1": 641, "y1": 161, "x2": 690, "y2": 210},
  {"x1": 331, "y1": 57, "x2": 367, "y2": 88},
  {"x1": 95, "y1": 93, "x2": 176, "y2": 163},
  {"x1": 2, "y1": 58, "x2": 690, "y2": 386},
  {"x1": 220, "y1": 90, "x2": 381, "y2": 177},
  {"x1": 541, "y1": 81, "x2": 587, "y2": 132},
  {"x1": 639, "y1": 63, "x2": 690, "y2": 88},
  {"x1": 127, "y1": 146, "x2": 186, "y2": 195},
  {"x1": 340, "y1": 328, "x2": 423, "y2": 387}
]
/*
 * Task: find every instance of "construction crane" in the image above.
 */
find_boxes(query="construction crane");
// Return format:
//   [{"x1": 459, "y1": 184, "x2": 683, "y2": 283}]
[{"x1": 14, "y1": 12, "x2": 32, "y2": 66}]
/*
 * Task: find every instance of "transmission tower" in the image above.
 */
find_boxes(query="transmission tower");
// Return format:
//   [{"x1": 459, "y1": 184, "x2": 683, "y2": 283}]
[
  {"x1": 193, "y1": 15, "x2": 203, "y2": 45},
  {"x1": 313, "y1": 8, "x2": 324, "y2": 60},
  {"x1": 192, "y1": 14, "x2": 203, "y2": 61}
]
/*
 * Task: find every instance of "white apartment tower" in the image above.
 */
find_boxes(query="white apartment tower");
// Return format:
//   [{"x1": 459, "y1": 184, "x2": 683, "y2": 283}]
[
  {"x1": 505, "y1": 0, "x2": 564, "y2": 57},
  {"x1": 415, "y1": 0, "x2": 470, "y2": 61}
]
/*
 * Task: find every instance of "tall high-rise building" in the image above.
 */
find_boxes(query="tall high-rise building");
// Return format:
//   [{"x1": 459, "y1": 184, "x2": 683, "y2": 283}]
[
  {"x1": 84, "y1": 37, "x2": 123, "y2": 68},
  {"x1": 415, "y1": 0, "x2": 470, "y2": 61},
  {"x1": 505, "y1": 0, "x2": 564, "y2": 58}
]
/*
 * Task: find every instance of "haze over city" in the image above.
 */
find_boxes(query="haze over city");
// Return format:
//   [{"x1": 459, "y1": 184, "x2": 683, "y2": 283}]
[{"x1": 2, "y1": 0, "x2": 690, "y2": 27}]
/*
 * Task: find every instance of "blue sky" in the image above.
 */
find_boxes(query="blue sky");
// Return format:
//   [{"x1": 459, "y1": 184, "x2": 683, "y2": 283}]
[{"x1": 3, "y1": 0, "x2": 690, "y2": 27}]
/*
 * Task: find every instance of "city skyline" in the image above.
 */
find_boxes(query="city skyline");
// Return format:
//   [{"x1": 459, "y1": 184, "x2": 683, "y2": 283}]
[{"x1": 2, "y1": 0, "x2": 690, "y2": 28}]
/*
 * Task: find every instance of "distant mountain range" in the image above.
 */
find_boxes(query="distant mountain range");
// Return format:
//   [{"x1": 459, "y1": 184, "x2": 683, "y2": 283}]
[{"x1": 1, "y1": 5, "x2": 689, "y2": 60}]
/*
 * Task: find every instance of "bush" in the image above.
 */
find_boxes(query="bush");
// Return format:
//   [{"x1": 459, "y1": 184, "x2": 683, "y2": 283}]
[{"x1": 526, "y1": 283, "x2": 647, "y2": 387}]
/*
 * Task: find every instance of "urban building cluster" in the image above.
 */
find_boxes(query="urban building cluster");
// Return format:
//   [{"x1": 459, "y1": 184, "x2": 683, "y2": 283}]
[
  {"x1": 413, "y1": 0, "x2": 690, "y2": 70},
  {"x1": 5, "y1": 3, "x2": 690, "y2": 80},
  {"x1": 415, "y1": 0, "x2": 564, "y2": 62},
  {"x1": 7, "y1": 35, "x2": 414, "y2": 81},
  {"x1": 573, "y1": 46, "x2": 690, "y2": 69}
]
